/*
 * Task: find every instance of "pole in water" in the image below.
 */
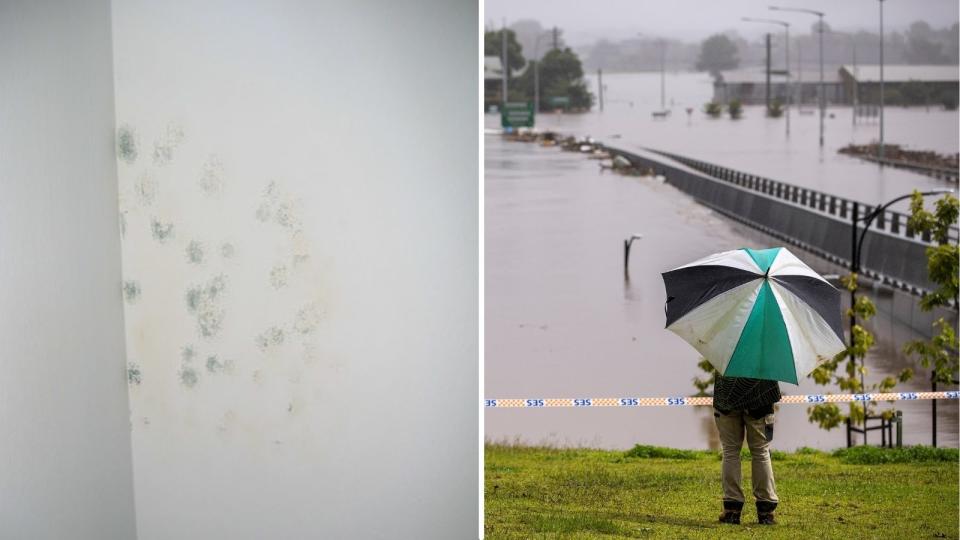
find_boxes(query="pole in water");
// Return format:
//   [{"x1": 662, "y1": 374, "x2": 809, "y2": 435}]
[
  {"x1": 598, "y1": 69, "x2": 604, "y2": 112},
  {"x1": 501, "y1": 19, "x2": 508, "y2": 107},
  {"x1": 765, "y1": 33, "x2": 771, "y2": 110}
]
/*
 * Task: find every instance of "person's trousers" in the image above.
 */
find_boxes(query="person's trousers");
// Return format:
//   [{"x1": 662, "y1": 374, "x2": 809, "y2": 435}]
[{"x1": 714, "y1": 408, "x2": 778, "y2": 506}]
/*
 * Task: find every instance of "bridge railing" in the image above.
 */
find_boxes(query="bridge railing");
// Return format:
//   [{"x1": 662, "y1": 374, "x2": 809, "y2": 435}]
[{"x1": 650, "y1": 149, "x2": 959, "y2": 245}]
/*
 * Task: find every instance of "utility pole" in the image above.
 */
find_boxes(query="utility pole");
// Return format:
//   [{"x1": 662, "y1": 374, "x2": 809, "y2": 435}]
[
  {"x1": 852, "y1": 42, "x2": 858, "y2": 126},
  {"x1": 769, "y1": 6, "x2": 826, "y2": 147},
  {"x1": 501, "y1": 19, "x2": 508, "y2": 107},
  {"x1": 598, "y1": 69, "x2": 604, "y2": 112},
  {"x1": 660, "y1": 39, "x2": 666, "y2": 111},
  {"x1": 765, "y1": 33, "x2": 772, "y2": 110}
]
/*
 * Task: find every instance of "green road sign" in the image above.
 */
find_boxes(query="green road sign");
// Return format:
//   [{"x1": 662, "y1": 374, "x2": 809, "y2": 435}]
[
  {"x1": 548, "y1": 96, "x2": 570, "y2": 107},
  {"x1": 501, "y1": 102, "x2": 534, "y2": 129}
]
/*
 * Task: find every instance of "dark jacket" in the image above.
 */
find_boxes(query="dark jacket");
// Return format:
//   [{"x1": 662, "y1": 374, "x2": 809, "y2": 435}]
[{"x1": 713, "y1": 375, "x2": 781, "y2": 418}]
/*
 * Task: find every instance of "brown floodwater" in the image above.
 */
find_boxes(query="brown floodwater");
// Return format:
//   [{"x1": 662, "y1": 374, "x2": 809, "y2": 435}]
[{"x1": 484, "y1": 114, "x2": 958, "y2": 450}]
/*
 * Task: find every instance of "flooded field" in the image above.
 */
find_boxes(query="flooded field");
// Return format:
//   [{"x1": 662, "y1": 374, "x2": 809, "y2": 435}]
[
  {"x1": 538, "y1": 72, "x2": 958, "y2": 209},
  {"x1": 484, "y1": 112, "x2": 958, "y2": 450}
]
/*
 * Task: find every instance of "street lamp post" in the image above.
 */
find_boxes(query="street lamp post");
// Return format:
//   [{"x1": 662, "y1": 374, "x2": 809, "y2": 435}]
[
  {"x1": 742, "y1": 17, "x2": 791, "y2": 136},
  {"x1": 879, "y1": 0, "x2": 886, "y2": 160},
  {"x1": 849, "y1": 189, "x2": 953, "y2": 444},
  {"x1": 532, "y1": 31, "x2": 554, "y2": 114},
  {"x1": 770, "y1": 6, "x2": 826, "y2": 147}
]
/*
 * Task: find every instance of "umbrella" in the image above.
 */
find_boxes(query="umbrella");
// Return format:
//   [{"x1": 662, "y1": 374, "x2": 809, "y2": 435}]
[{"x1": 662, "y1": 247, "x2": 845, "y2": 384}]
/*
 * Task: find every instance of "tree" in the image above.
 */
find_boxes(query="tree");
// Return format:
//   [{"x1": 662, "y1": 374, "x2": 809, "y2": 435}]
[
  {"x1": 695, "y1": 34, "x2": 739, "y2": 75},
  {"x1": 484, "y1": 29, "x2": 525, "y2": 76},
  {"x1": 515, "y1": 47, "x2": 593, "y2": 111},
  {"x1": 904, "y1": 193, "x2": 960, "y2": 386}
]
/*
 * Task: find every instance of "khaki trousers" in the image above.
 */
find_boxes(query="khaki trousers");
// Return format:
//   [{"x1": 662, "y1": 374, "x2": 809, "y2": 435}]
[{"x1": 714, "y1": 408, "x2": 779, "y2": 505}]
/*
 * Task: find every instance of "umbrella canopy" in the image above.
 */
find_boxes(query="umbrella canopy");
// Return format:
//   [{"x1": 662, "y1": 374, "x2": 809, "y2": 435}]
[{"x1": 662, "y1": 247, "x2": 845, "y2": 384}]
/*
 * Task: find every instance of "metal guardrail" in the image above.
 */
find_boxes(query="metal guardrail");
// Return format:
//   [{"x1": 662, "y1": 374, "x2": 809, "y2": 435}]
[
  {"x1": 603, "y1": 145, "x2": 958, "y2": 298},
  {"x1": 647, "y1": 148, "x2": 960, "y2": 246}
]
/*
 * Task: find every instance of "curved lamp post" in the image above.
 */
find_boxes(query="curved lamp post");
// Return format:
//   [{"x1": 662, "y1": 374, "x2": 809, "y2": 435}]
[
  {"x1": 770, "y1": 6, "x2": 825, "y2": 147},
  {"x1": 742, "y1": 17, "x2": 791, "y2": 136},
  {"x1": 850, "y1": 188, "x2": 954, "y2": 444}
]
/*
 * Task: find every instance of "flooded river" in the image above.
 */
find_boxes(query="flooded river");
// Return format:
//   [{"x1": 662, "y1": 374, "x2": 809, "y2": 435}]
[{"x1": 484, "y1": 105, "x2": 958, "y2": 450}]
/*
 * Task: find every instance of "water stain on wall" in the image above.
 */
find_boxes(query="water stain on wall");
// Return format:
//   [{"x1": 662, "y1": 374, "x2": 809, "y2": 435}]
[
  {"x1": 117, "y1": 124, "x2": 138, "y2": 164},
  {"x1": 151, "y1": 218, "x2": 175, "y2": 243},
  {"x1": 122, "y1": 281, "x2": 141, "y2": 303},
  {"x1": 186, "y1": 240, "x2": 205, "y2": 265},
  {"x1": 185, "y1": 275, "x2": 227, "y2": 338}
]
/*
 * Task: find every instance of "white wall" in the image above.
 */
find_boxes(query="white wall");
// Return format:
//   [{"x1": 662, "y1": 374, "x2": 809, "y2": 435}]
[
  {"x1": 111, "y1": 1, "x2": 478, "y2": 538},
  {"x1": 0, "y1": 1, "x2": 138, "y2": 538}
]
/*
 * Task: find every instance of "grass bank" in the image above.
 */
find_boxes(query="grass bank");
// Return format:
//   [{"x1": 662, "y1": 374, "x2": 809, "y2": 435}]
[{"x1": 485, "y1": 443, "x2": 959, "y2": 539}]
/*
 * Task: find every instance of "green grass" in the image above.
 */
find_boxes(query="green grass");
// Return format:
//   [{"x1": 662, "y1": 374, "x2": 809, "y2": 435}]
[{"x1": 485, "y1": 443, "x2": 959, "y2": 539}]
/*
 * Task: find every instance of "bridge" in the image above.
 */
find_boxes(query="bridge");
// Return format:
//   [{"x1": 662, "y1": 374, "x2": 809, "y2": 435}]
[{"x1": 604, "y1": 145, "x2": 958, "y2": 298}]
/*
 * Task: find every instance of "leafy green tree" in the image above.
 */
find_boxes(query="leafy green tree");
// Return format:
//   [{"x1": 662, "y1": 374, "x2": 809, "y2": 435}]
[
  {"x1": 515, "y1": 47, "x2": 593, "y2": 111},
  {"x1": 695, "y1": 34, "x2": 739, "y2": 75},
  {"x1": 485, "y1": 29, "x2": 525, "y2": 77},
  {"x1": 904, "y1": 192, "x2": 960, "y2": 386}
]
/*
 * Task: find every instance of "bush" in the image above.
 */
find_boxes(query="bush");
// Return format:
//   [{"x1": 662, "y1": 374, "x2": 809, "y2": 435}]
[
  {"x1": 767, "y1": 99, "x2": 784, "y2": 118},
  {"x1": 728, "y1": 99, "x2": 743, "y2": 119},
  {"x1": 704, "y1": 101, "x2": 723, "y2": 117},
  {"x1": 832, "y1": 445, "x2": 959, "y2": 464},
  {"x1": 624, "y1": 445, "x2": 700, "y2": 460}
]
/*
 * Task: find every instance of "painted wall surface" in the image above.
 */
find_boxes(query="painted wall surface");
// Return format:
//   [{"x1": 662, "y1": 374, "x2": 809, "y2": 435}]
[
  {"x1": 112, "y1": 1, "x2": 478, "y2": 538},
  {"x1": 0, "y1": 1, "x2": 138, "y2": 538}
]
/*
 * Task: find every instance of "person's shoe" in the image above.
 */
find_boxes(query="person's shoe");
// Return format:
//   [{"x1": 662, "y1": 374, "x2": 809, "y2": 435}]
[
  {"x1": 757, "y1": 512, "x2": 776, "y2": 525},
  {"x1": 718, "y1": 510, "x2": 741, "y2": 524}
]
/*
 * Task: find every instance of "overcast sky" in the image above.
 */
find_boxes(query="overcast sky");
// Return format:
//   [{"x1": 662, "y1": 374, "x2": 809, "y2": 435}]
[{"x1": 485, "y1": 0, "x2": 960, "y2": 45}]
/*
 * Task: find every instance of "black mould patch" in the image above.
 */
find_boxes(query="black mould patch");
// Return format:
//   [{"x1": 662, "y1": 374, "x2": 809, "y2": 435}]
[
  {"x1": 269, "y1": 264, "x2": 288, "y2": 289},
  {"x1": 206, "y1": 355, "x2": 229, "y2": 373},
  {"x1": 179, "y1": 366, "x2": 199, "y2": 388},
  {"x1": 127, "y1": 362, "x2": 142, "y2": 385},
  {"x1": 151, "y1": 219, "x2": 174, "y2": 243},
  {"x1": 152, "y1": 123, "x2": 184, "y2": 166},
  {"x1": 122, "y1": 281, "x2": 141, "y2": 303},
  {"x1": 293, "y1": 302, "x2": 322, "y2": 335},
  {"x1": 186, "y1": 240, "x2": 204, "y2": 264},
  {"x1": 181, "y1": 345, "x2": 196, "y2": 363},
  {"x1": 256, "y1": 326, "x2": 285, "y2": 352},
  {"x1": 117, "y1": 124, "x2": 138, "y2": 164},
  {"x1": 199, "y1": 154, "x2": 224, "y2": 196},
  {"x1": 220, "y1": 242, "x2": 235, "y2": 259},
  {"x1": 136, "y1": 171, "x2": 158, "y2": 206},
  {"x1": 256, "y1": 181, "x2": 303, "y2": 232},
  {"x1": 185, "y1": 275, "x2": 227, "y2": 338}
]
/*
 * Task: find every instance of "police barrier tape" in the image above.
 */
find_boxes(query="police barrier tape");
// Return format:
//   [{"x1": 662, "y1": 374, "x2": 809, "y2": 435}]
[{"x1": 484, "y1": 391, "x2": 959, "y2": 408}]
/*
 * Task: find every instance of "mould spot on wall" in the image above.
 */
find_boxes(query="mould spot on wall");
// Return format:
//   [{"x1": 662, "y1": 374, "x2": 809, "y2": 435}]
[
  {"x1": 220, "y1": 242, "x2": 235, "y2": 259},
  {"x1": 117, "y1": 124, "x2": 138, "y2": 164},
  {"x1": 179, "y1": 366, "x2": 199, "y2": 388},
  {"x1": 186, "y1": 240, "x2": 205, "y2": 264},
  {"x1": 122, "y1": 281, "x2": 141, "y2": 303},
  {"x1": 152, "y1": 123, "x2": 185, "y2": 166},
  {"x1": 185, "y1": 275, "x2": 227, "y2": 338},
  {"x1": 256, "y1": 326, "x2": 285, "y2": 352},
  {"x1": 181, "y1": 345, "x2": 196, "y2": 363},
  {"x1": 293, "y1": 302, "x2": 322, "y2": 335},
  {"x1": 269, "y1": 264, "x2": 288, "y2": 289},
  {"x1": 205, "y1": 355, "x2": 233, "y2": 374},
  {"x1": 255, "y1": 181, "x2": 302, "y2": 232},
  {"x1": 151, "y1": 219, "x2": 175, "y2": 243},
  {"x1": 136, "y1": 170, "x2": 158, "y2": 205},
  {"x1": 119, "y1": 210, "x2": 128, "y2": 238},
  {"x1": 198, "y1": 154, "x2": 224, "y2": 196},
  {"x1": 127, "y1": 362, "x2": 142, "y2": 385}
]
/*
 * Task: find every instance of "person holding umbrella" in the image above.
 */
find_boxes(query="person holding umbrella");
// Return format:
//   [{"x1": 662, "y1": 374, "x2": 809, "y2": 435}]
[{"x1": 662, "y1": 247, "x2": 846, "y2": 526}]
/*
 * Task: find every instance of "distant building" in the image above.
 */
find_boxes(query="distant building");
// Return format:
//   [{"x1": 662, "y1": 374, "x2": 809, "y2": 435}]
[
  {"x1": 485, "y1": 56, "x2": 503, "y2": 111},
  {"x1": 712, "y1": 68, "x2": 844, "y2": 106},
  {"x1": 838, "y1": 65, "x2": 959, "y2": 106}
]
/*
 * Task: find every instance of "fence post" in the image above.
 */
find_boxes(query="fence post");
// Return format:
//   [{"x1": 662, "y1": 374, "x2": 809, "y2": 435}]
[
  {"x1": 932, "y1": 371, "x2": 937, "y2": 448},
  {"x1": 896, "y1": 411, "x2": 903, "y2": 448},
  {"x1": 845, "y1": 417, "x2": 852, "y2": 448}
]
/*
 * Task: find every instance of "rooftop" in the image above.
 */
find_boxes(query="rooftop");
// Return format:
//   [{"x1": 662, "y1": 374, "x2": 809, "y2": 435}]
[{"x1": 839, "y1": 64, "x2": 959, "y2": 83}]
